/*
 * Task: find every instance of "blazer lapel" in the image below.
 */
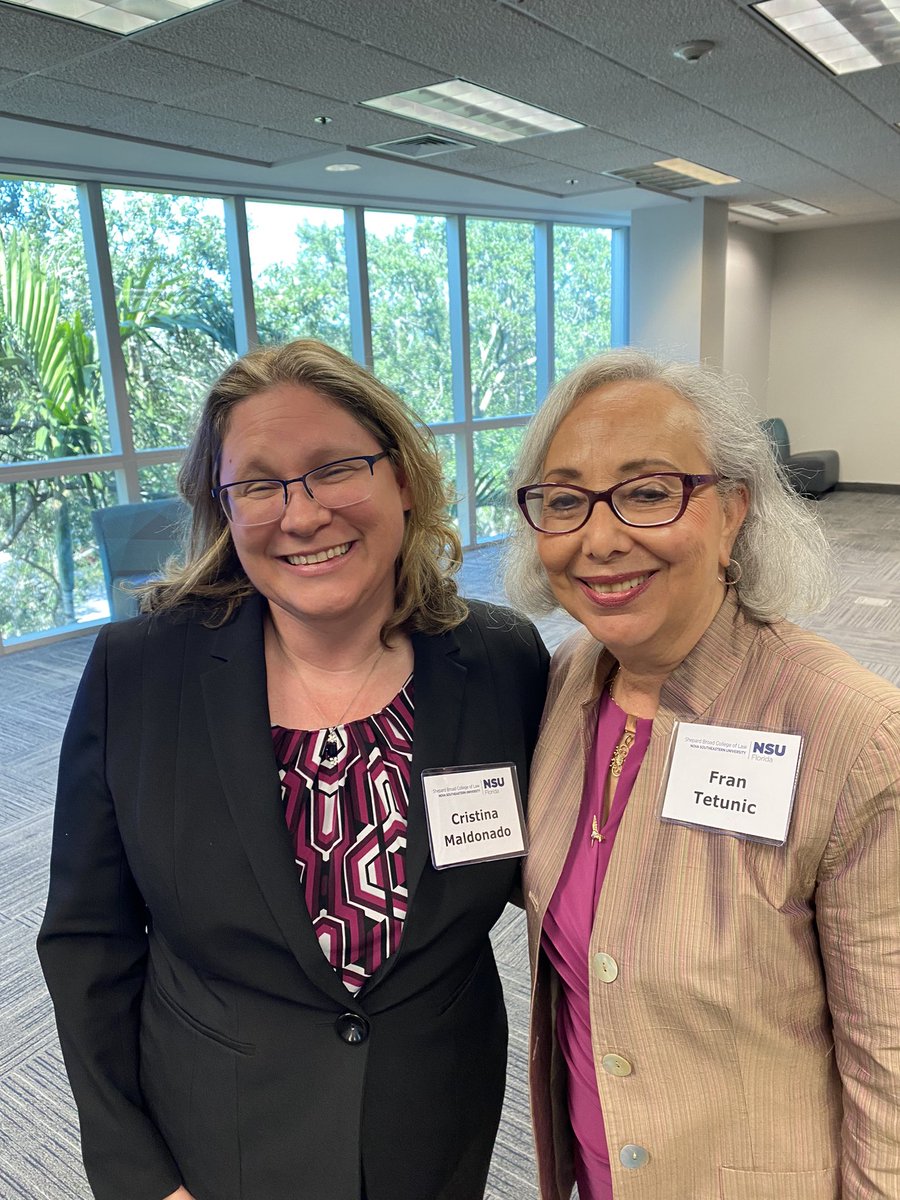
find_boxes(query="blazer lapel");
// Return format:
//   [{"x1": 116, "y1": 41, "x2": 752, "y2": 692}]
[
  {"x1": 404, "y1": 625, "x2": 467, "y2": 911},
  {"x1": 198, "y1": 596, "x2": 353, "y2": 1008},
  {"x1": 359, "y1": 625, "x2": 466, "y2": 997}
]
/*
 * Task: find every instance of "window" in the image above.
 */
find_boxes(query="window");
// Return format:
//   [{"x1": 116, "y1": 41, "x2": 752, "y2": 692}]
[
  {"x1": 103, "y1": 188, "x2": 235, "y2": 450},
  {"x1": 554, "y1": 224, "x2": 613, "y2": 376},
  {"x1": 247, "y1": 201, "x2": 351, "y2": 354},
  {"x1": 365, "y1": 212, "x2": 454, "y2": 424},
  {"x1": 0, "y1": 173, "x2": 621, "y2": 651},
  {"x1": 1, "y1": 178, "x2": 109, "y2": 463},
  {"x1": 467, "y1": 218, "x2": 537, "y2": 419},
  {"x1": 473, "y1": 425, "x2": 525, "y2": 542},
  {"x1": 0, "y1": 472, "x2": 117, "y2": 641}
]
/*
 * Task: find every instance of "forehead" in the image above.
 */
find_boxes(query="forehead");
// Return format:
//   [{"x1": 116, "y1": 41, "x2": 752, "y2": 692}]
[
  {"x1": 221, "y1": 382, "x2": 376, "y2": 463},
  {"x1": 546, "y1": 378, "x2": 709, "y2": 471}
]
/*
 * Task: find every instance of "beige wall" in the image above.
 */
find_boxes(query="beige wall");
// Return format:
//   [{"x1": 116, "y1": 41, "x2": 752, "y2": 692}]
[
  {"x1": 630, "y1": 199, "x2": 728, "y2": 364},
  {"x1": 723, "y1": 223, "x2": 775, "y2": 410},
  {"x1": 767, "y1": 220, "x2": 900, "y2": 486}
]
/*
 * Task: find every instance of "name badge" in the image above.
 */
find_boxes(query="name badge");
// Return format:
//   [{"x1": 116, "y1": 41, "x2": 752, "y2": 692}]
[
  {"x1": 660, "y1": 722, "x2": 803, "y2": 845},
  {"x1": 422, "y1": 763, "x2": 527, "y2": 869}
]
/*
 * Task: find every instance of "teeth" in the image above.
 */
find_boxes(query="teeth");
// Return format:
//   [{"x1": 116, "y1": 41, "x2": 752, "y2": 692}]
[
  {"x1": 286, "y1": 543, "x2": 351, "y2": 566},
  {"x1": 590, "y1": 574, "x2": 649, "y2": 594}
]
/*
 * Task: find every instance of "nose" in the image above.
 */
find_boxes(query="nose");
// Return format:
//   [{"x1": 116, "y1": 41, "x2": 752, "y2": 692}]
[
  {"x1": 578, "y1": 497, "x2": 636, "y2": 559},
  {"x1": 278, "y1": 481, "x2": 333, "y2": 534}
]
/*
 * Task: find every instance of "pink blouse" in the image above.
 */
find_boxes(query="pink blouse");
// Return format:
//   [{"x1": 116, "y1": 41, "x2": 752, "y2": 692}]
[{"x1": 541, "y1": 688, "x2": 652, "y2": 1200}]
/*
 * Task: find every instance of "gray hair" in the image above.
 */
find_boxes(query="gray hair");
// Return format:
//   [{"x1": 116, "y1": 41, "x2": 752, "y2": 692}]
[{"x1": 504, "y1": 348, "x2": 834, "y2": 623}]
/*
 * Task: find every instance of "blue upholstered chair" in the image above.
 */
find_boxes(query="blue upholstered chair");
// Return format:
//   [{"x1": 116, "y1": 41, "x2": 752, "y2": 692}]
[
  {"x1": 91, "y1": 497, "x2": 188, "y2": 620},
  {"x1": 759, "y1": 418, "x2": 839, "y2": 498}
]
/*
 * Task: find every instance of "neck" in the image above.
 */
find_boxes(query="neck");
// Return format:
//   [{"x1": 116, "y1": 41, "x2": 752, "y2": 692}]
[
  {"x1": 608, "y1": 665, "x2": 664, "y2": 719},
  {"x1": 265, "y1": 603, "x2": 391, "y2": 674},
  {"x1": 609, "y1": 586, "x2": 728, "y2": 718}
]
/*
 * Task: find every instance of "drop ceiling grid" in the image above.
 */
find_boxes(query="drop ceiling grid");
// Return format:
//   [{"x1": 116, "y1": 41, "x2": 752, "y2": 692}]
[
  {"x1": 0, "y1": 0, "x2": 896, "y2": 221},
  {"x1": 44, "y1": 43, "x2": 248, "y2": 106},
  {"x1": 133, "y1": 4, "x2": 442, "y2": 100},
  {"x1": 180, "y1": 77, "x2": 439, "y2": 149}
]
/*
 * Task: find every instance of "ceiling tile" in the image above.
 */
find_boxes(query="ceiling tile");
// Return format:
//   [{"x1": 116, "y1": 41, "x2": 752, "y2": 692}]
[
  {"x1": 184, "y1": 76, "x2": 439, "y2": 146},
  {"x1": 134, "y1": 4, "x2": 440, "y2": 97},
  {"x1": 45, "y1": 42, "x2": 246, "y2": 104},
  {"x1": 0, "y1": 5, "x2": 117, "y2": 72}
]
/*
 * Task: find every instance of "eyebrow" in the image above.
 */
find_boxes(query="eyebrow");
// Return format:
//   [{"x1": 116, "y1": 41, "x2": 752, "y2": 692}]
[
  {"x1": 545, "y1": 457, "x2": 680, "y2": 481},
  {"x1": 224, "y1": 451, "x2": 366, "y2": 480}
]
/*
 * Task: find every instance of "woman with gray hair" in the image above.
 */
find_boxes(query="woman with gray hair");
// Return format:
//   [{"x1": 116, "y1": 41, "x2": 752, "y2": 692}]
[{"x1": 508, "y1": 349, "x2": 900, "y2": 1200}]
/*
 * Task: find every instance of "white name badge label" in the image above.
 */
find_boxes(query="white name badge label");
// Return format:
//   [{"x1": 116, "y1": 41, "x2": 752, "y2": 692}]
[
  {"x1": 422, "y1": 763, "x2": 527, "y2": 869},
  {"x1": 660, "y1": 722, "x2": 803, "y2": 845}
]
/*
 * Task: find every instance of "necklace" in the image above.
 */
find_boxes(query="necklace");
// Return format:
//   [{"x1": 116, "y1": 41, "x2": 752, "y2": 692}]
[
  {"x1": 607, "y1": 667, "x2": 638, "y2": 778},
  {"x1": 609, "y1": 713, "x2": 638, "y2": 777},
  {"x1": 293, "y1": 645, "x2": 387, "y2": 766}
]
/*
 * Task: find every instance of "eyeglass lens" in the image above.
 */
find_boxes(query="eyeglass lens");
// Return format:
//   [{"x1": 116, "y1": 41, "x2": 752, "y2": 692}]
[
  {"x1": 524, "y1": 474, "x2": 688, "y2": 532},
  {"x1": 221, "y1": 458, "x2": 376, "y2": 526}
]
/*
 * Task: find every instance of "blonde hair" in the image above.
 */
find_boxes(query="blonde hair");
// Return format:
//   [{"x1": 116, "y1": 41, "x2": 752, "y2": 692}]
[
  {"x1": 505, "y1": 348, "x2": 834, "y2": 622},
  {"x1": 141, "y1": 339, "x2": 467, "y2": 640}
]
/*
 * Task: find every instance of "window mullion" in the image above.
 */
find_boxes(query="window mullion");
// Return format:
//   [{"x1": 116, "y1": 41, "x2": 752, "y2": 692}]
[{"x1": 78, "y1": 181, "x2": 138, "y2": 503}]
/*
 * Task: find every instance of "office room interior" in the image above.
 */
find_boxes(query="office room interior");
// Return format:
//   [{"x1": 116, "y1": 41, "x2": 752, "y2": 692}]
[{"x1": 0, "y1": 1, "x2": 898, "y2": 1196}]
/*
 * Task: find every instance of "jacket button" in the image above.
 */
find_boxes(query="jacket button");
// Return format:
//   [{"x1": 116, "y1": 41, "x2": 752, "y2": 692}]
[
  {"x1": 601, "y1": 1053, "x2": 633, "y2": 1077},
  {"x1": 593, "y1": 952, "x2": 619, "y2": 982},
  {"x1": 335, "y1": 1013, "x2": 369, "y2": 1044},
  {"x1": 620, "y1": 1144, "x2": 649, "y2": 1169}
]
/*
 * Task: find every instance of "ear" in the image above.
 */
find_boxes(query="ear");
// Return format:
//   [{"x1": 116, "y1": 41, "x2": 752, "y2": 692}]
[
  {"x1": 393, "y1": 462, "x2": 413, "y2": 514},
  {"x1": 719, "y1": 483, "x2": 749, "y2": 564}
]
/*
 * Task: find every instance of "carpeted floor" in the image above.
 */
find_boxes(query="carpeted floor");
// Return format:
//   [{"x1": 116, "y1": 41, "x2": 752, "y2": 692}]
[{"x1": 1, "y1": 489, "x2": 898, "y2": 1199}]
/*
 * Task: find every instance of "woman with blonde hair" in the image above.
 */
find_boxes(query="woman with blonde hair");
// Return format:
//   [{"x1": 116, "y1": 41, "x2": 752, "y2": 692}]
[
  {"x1": 39, "y1": 338, "x2": 548, "y2": 1200},
  {"x1": 508, "y1": 348, "x2": 900, "y2": 1199}
]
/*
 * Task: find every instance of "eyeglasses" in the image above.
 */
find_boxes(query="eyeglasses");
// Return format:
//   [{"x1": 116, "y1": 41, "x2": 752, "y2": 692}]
[
  {"x1": 213, "y1": 452, "x2": 391, "y2": 527},
  {"x1": 517, "y1": 472, "x2": 721, "y2": 534}
]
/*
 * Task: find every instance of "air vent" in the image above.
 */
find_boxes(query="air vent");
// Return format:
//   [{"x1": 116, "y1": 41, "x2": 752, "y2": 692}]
[
  {"x1": 367, "y1": 134, "x2": 474, "y2": 159},
  {"x1": 603, "y1": 164, "x2": 705, "y2": 192}
]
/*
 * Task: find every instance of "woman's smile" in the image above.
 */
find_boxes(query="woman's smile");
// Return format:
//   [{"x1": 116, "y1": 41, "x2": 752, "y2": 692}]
[
  {"x1": 577, "y1": 570, "x2": 657, "y2": 606},
  {"x1": 282, "y1": 541, "x2": 353, "y2": 568}
]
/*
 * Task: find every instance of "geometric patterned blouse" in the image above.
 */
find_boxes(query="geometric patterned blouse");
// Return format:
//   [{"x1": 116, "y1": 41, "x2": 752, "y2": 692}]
[{"x1": 271, "y1": 678, "x2": 414, "y2": 995}]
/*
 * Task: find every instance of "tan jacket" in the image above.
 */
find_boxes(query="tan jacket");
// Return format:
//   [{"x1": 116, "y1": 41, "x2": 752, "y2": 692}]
[{"x1": 523, "y1": 593, "x2": 900, "y2": 1200}]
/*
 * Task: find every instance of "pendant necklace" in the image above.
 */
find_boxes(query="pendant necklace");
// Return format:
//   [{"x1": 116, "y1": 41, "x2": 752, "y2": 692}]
[
  {"x1": 607, "y1": 667, "x2": 638, "y2": 777},
  {"x1": 592, "y1": 667, "x2": 637, "y2": 845},
  {"x1": 293, "y1": 645, "x2": 386, "y2": 767}
]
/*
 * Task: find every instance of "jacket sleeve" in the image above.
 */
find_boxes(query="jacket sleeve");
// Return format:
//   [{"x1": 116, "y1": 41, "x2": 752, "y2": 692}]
[
  {"x1": 815, "y1": 708, "x2": 900, "y2": 1199},
  {"x1": 36, "y1": 624, "x2": 182, "y2": 1200}
]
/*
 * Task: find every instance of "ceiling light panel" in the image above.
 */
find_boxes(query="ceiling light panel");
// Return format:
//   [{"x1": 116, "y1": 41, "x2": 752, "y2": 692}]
[
  {"x1": 362, "y1": 79, "x2": 583, "y2": 144},
  {"x1": 5, "y1": 0, "x2": 219, "y2": 33},
  {"x1": 753, "y1": 0, "x2": 900, "y2": 73},
  {"x1": 654, "y1": 158, "x2": 740, "y2": 185}
]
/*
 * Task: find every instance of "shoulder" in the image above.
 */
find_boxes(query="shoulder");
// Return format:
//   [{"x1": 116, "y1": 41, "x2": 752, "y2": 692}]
[
  {"x1": 753, "y1": 616, "x2": 900, "y2": 722},
  {"x1": 547, "y1": 628, "x2": 603, "y2": 702},
  {"x1": 457, "y1": 599, "x2": 548, "y2": 660}
]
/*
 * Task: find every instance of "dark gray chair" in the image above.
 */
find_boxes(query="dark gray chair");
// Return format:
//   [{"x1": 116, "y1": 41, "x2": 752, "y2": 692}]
[
  {"x1": 760, "y1": 417, "x2": 839, "y2": 497},
  {"x1": 91, "y1": 497, "x2": 188, "y2": 620}
]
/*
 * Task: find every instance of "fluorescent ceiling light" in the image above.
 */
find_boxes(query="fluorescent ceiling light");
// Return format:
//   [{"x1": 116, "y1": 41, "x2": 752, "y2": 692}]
[
  {"x1": 5, "y1": 0, "x2": 219, "y2": 33},
  {"x1": 654, "y1": 157, "x2": 740, "y2": 185},
  {"x1": 361, "y1": 79, "x2": 584, "y2": 144},
  {"x1": 731, "y1": 198, "x2": 829, "y2": 221},
  {"x1": 731, "y1": 204, "x2": 791, "y2": 222},
  {"x1": 753, "y1": 0, "x2": 900, "y2": 73},
  {"x1": 324, "y1": 163, "x2": 361, "y2": 172}
]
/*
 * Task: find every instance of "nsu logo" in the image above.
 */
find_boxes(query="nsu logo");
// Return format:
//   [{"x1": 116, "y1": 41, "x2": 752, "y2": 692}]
[
  {"x1": 483, "y1": 777, "x2": 506, "y2": 789},
  {"x1": 752, "y1": 741, "x2": 787, "y2": 757}
]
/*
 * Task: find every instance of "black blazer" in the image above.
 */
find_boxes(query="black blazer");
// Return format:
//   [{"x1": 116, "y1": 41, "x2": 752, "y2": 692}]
[{"x1": 38, "y1": 595, "x2": 548, "y2": 1200}]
